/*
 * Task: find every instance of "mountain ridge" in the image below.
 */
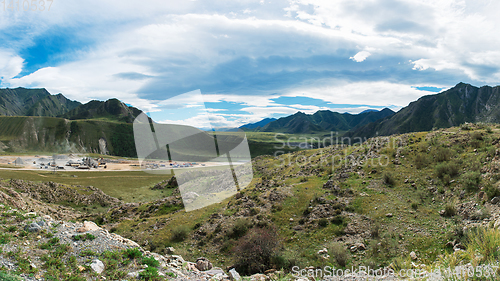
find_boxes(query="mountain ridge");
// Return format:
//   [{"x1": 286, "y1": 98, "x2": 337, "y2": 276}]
[
  {"x1": 258, "y1": 108, "x2": 395, "y2": 134},
  {"x1": 347, "y1": 82, "x2": 500, "y2": 139}
]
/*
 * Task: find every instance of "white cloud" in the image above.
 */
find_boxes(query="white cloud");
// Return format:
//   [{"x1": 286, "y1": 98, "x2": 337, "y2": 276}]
[
  {"x1": 350, "y1": 51, "x2": 371, "y2": 62},
  {"x1": 0, "y1": 50, "x2": 24, "y2": 80}
]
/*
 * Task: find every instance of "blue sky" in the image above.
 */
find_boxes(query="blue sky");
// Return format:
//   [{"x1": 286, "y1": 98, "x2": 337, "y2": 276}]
[{"x1": 1, "y1": 0, "x2": 499, "y2": 128}]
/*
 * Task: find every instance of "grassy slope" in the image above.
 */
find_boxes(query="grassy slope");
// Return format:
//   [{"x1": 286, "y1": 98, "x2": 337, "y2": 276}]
[
  {"x1": 3, "y1": 123, "x2": 500, "y2": 276},
  {"x1": 106, "y1": 123, "x2": 500, "y2": 272}
]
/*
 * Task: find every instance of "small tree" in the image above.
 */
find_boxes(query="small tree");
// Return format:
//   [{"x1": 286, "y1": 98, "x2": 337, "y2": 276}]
[{"x1": 234, "y1": 227, "x2": 281, "y2": 275}]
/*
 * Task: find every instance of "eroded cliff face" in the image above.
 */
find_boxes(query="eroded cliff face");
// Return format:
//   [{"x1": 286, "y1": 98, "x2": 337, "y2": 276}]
[{"x1": 0, "y1": 116, "x2": 130, "y2": 155}]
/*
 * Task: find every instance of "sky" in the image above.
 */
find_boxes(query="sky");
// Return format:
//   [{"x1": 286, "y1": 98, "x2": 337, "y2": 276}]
[{"x1": 1, "y1": 0, "x2": 500, "y2": 129}]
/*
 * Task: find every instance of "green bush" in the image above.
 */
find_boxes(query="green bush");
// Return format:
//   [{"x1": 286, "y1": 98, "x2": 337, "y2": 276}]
[
  {"x1": 471, "y1": 131, "x2": 483, "y2": 141},
  {"x1": 318, "y1": 218, "x2": 329, "y2": 228},
  {"x1": 331, "y1": 215, "x2": 345, "y2": 225},
  {"x1": 0, "y1": 272, "x2": 23, "y2": 281},
  {"x1": 462, "y1": 171, "x2": 481, "y2": 192},
  {"x1": 382, "y1": 172, "x2": 396, "y2": 186},
  {"x1": 485, "y1": 184, "x2": 500, "y2": 200},
  {"x1": 170, "y1": 225, "x2": 190, "y2": 242},
  {"x1": 413, "y1": 153, "x2": 428, "y2": 169},
  {"x1": 124, "y1": 248, "x2": 143, "y2": 259},
  {"x1": 443, "y1": 203, "x2": 456, "y2": 217},
  {"x1": 138, "y1": 266, "x2": 160, "y2": 280},
  {"x1": 434, "y1": 146, "x2": 453, "y2": 162},
  {"x1": 329, "y1": 242, "x2": 349, "y2": 268},
  {"x1": 141, "y1": 256, "x2": 160, "y2": 268},
  {"x1": 229, "y1": 219, "x2": 252, "y2": 239},
  {"x1": 435, "y1": 162, "x2": 459, "y2": 179},
  {"x1": 0, "y1": 233, "x2": 11, "y2": 244}
]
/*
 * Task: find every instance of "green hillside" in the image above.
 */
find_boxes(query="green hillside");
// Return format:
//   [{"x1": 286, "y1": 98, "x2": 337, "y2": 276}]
[{"x1": 0, "y1": 116, "x2": 137, "y2": 156}]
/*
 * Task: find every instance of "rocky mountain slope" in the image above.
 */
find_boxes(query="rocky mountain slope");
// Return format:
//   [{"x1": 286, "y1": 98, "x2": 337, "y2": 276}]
[
  {"x1": 258, "y1": 108, "x2": 395, "y2": 134},
  {"x1": 61, "y1": 98, "x2": 143, "y2": 123},
  {"x1": 348, "y1": 83, "x2": 500, "y2": 138},
  {"x1": 0, "y1": 88, "x2": 81, "y2": 117}
]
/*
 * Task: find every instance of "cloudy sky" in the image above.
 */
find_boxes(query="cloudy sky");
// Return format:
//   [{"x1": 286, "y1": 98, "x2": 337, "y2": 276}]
[{"x1": 1, "y1": 0, "x2": 499, "y2": 128}]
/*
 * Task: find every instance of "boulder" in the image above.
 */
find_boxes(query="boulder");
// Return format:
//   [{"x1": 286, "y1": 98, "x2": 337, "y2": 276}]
[
  {"x1": 491, "y1": 197, "x2": 500, "y2": 205},
  {"x1": 229, "y1": 268, "x2": 242, "y2": 281},
  {"x1": 77, "y1": 221, "x2": 100, "y2": 233},
  {"x1": 90, "y1": 259, "x2": 104, "y2": 274},
  {"x1": 24, "y1": 222, "x2": 41, "y2": 233},
  {"x1": 195, "y1": 257, "x2": 213, "y2": 271},
  {"x1": 164, "y1": 246, "x2": 175, "y2": 255},
  {"x1": 410, "y1": 251, "x2": 417, "y2": 260}
]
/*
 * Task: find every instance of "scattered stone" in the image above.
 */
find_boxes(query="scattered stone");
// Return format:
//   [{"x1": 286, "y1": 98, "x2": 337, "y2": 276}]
[
  {"x1": 229, "y1": 268, "x2": 242, "y2": 281},
  {"x1": 317, "y1": 248, "x2": 328, "y2": 255},
  {"x1": 195, "y1": 257, "x2": 213, "y2": 271},
  {"x1": 250, "y1": 273, "x2": 267, "y2": 281},
  {"x1": 354, "y1": 242, "x2": 366, "y2": 251},
  {"x1": 127, "y1": 271, "x2": 140, "y2": 278},
  {"x1": 478, "y1": 191, "x2": 486, "y2": 200},
  {"x1": 410, "y1": 251, "x2": 417, "y2": 260},
  {"x1": 90, "y1": 259, "x2": 105, "y2": 274},
  {"x1": 164, "y1": 246, "x2": 175, "y2": 255},
  {"x1": 77, "y1": 221, "x2": 100, "y2": 233},
  {"x1": 23, "y1": 212, "x2": 36, "y2": 217},
  {"x1": 24, "y1": 222, "x2": 41, "y2": 233},
  {"x1": 386, "y1": 213, "x2": 393, "y2": 218}
]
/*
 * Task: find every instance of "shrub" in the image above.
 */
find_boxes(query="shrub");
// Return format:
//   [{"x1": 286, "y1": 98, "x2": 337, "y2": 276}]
[
  {"x1": 462, "y1": 171, "x2": 481, "y2": 192},
  {"x1": 318, "y1": 218, "x2": 329, "y2": 228},
  {"x1": 0, "y1": 272, "x2": 23, "y2": 281},
  {"x1": 435, "y1": 162, "x2": 459, "y2": 179},
  {"x1": 370, "y1": 223, "x2": 380, "y2": 238},
  {"x1": 229, "y1": 219, "x2": 252, "y2": 239},
  {"x1": 141, "y1": 256, "x2": 160, "y2": 268},
  {"x1": 124, "y1": 248, "x2": 143, "y2": 259},
  {"x1": 485, "y1": 184, "x2": 500, "y2": 200},
  {"x1": 411, "y1": 202, "x2": 418, "y2": 210},
  {"x1": 329, "y1": 242, "x2": 349, "y2": 268},
  {"x1": 138, "y1": 267, "x2": 160, "y2": 280},
  {"x1": 413, "y1": 154, "x2": 428, "y2": 169},
  {"x1": 434, "y1": 147, "x2": 453, "y2": 162},
  {"x1": 382, "y1": 172, "x2": 396, "y2": 186},
  {"x1": 443, "y1": 203, "x2": 456, "y2": 217},
  {"x1": 331, "y1": 215, "x2": 345, "y2": 225},
  {"x1": 471, "y1": 132, "x2": 483, "y2": 141},
  {"x1": 465, "y1": 227, "x2": 500, "y2": 262},
  {"x1": 0, "y1": 233, "x2": 11, "y2": 244},
  {"x1": 234, "y1": 227, "x2": 281, "y2": 275},
  {"x1": 170, "y1": 225, "x2": 190, "y2": 242}
]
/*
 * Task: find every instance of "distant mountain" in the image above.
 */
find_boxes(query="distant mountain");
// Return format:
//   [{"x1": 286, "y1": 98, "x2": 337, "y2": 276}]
[
  {"x1": 0, "y1": 87, "x2": 81, "y2": 117},
  {"x1": 239, "y1": 118, "x2": 277, "y2": 130},
  {"x1": 257, "y1": 108, "x2": 395, "y2": 134},
  {"x1": 360, "y1": 109, "x2": 379, "y2": 113},
  {"x1": 62, "y1": 98, "x2": 143, "y2": 123},
  {"x1": 347, "y1": 83, "x2": 500, "y2": 139}
]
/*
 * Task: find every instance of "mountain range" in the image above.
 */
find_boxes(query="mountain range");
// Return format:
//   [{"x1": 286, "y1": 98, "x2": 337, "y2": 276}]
[
  {"x1": 245, "y1": 108, "x2": 395, "y2": 134},
  {"x1": 347, "y1": 83, "x2": 500, "y2": 139},
  {"x1": 2, "y1": 82, "x2": 500, "y2": 157}
]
